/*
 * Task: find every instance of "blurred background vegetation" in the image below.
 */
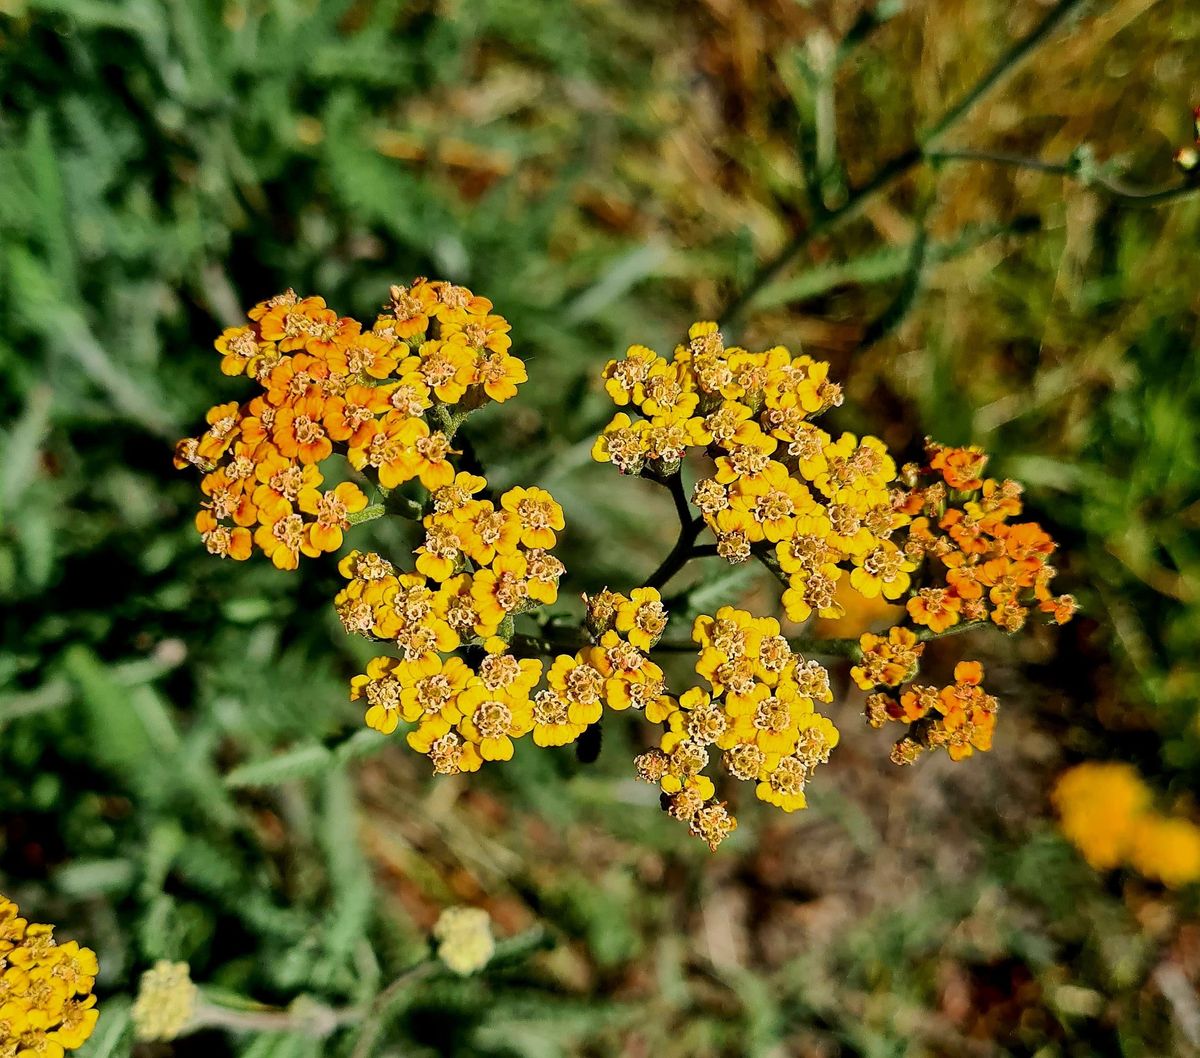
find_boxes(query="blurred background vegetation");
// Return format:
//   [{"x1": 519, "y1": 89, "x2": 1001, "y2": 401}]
[{"x1": 2, "y1": 0, "x2": 1199, "y2": 1054}]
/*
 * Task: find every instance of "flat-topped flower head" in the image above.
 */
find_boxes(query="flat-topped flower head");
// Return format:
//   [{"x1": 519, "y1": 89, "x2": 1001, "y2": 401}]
[{"x1": 0, "y1": 896, "x2": 99, "y2": 1054}]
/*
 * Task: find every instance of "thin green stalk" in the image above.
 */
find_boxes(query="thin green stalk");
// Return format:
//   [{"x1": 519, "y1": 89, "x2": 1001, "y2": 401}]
[
  {"x1": 915, "y1": 618, "x2": 989, "y2": 643},
  {"x1": 348, "y1": 928, "x2": 551, "y2": 1058},
  {"x1": 918, "y1": 0, "x2": 1095, "y2": 146},
  {"x1": 191, "y1": 998, "x2": 360, "y2": 1037},
  {"x1": 509, "y1": 629, "x2": 590, "y2": 658},
  {"x1": 928, "y1": 148, "x2": 1200, "y2": 205},
  {"x1": 347, "y1": 491, "x2": 423, "y2": 526},
  {"x1": 719, "y1": 0, "x2": 1098, "y2": 332},
  {"x1": 790, "y1": 636, "x2": 862, "y2": 659},
  {"x1": 635, "y1": 468, "x2": 709, "y2": 590},
  {"x1": 346, "y1": 961, "x2": 439, "y2": 1058},
  {"x1": 644, "y1": 515, "x2": 706, "y2": 591}
]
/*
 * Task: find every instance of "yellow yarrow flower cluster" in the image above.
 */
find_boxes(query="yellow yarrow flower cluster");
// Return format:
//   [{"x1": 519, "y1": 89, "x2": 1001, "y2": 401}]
[
  {"x1": 175, "y1": 280, "x2": 527, "y2": 568},
  {"x1": 0, "y1": 896, "x2": 99, "y2": 1057},
  {"x1": 1053, "y1": 762, "x2": 1200, "y2": 887},
  {"x1": 346, "y1": 575, "x2": 674, "y2": 780},
  {"x1": 633, "y1": 606, "x2": 838, "y2": 849},
  {"x1": 340, "y1": 476, "x2": 567, "y2": 772},
  {"x1": 593, "y1": 322, "x2": 909, "y2": 624},
  {"x1": 177, "y1": 292, "x2": 1080, "y2": 852}
]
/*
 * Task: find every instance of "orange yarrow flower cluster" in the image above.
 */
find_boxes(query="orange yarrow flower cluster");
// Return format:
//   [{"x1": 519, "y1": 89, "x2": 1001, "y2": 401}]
[
  {"x1": 0, "y1": 895, "x2": 99, "y2": 1057},
  {"x1": 864, "y1": 659, "x2": 998, "y2": 764},
  {"x1": 895, "y1": 441, "x2": 1076, "y2": 634},
  {"x1": 176, "y1": 280, "x2": 528, "y2": 569}
]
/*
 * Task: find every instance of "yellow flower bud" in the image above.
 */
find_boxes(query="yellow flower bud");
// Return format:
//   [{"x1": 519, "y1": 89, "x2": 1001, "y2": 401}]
[{"x1": 433, "y1": 907, "x2": 495, "y2": 976}]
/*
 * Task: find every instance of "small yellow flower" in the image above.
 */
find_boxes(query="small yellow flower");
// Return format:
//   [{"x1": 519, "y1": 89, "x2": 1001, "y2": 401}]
[
  {"x1": 547, "y1": 652, "x2": 607, "y2": 726},
  {"x1": 471, "y1": 350, "x2": 528, "y2": 403},
  {"x1": 692, "y1": 606, "x2": 764, "y2": 660},
  {"x1": 637, "y1": 361, "x2": 698, "y2": 420},
  {"x1": 848, "y1": 540, "x2": 917, "y2": 601},
  {"x1": 689, "y1": 799, "x2": 738, "y2": 850},
  {"x1": 500, "y1": 486, "x2": 564, "y2": 549},
  {"x1": 591, "y1": 412, "x2": 649, "y2": 475},
  {"x1": 471, "y1": 552, "x2": 531, "y2": 629},
  {"x1": 755, "y1": 754, "x2": 810, "y2": 813},
  {"x1": 458, "y1": 501, "x2": 521, "y2": 566},
  {"x1": 781, "y1": 563, "x2": 844, "y2": 624},
  {"x1": 1052, "y1": 762, "x2": 1150, "y2": 871},
  {"x1": 728, "y1": 461, "x2": 817, "y2": 542},
  {"x1": 351, "y1": 656, "x2": 405, "y2": 734},
  {"x1": 602, "y1": 344, "x2": 662, "y2": 405},
  {"x1": 472, "y1": 653, "x2": 543, "y2": 702},
  {"x1": 298, "y1": 481, "x2": 368, "y2": 555},
  {"x1": 456, "y1": 685, "x2": 532, "y2": 761},
  {"x1": 530, "y1": 689, "x2": 587, "y2": 746},
  {"x1": 415, "y1": 339, "x2": 475, "y2": 404},
  {"x1": 215, "y1": 325, "x2": 273, "y2": 377},
  {"x1": 1129, "y1": 815, "x2": 1200, "y2": 888},
  {"x1": 398, "y1": 655, "x2": 472, "y2": 727},
  {"x1": 441, "y1": 312, "x2": 513, "y2": 354},
  {"x1": 614, "y1": 587, "x2": 668, "y2": 651},
  {"x1": 415, "y1": 513, "x2": 467, "y2": 582},
  {"x1": 850, "y1": 627, "x2": 924, "y2": 690},
  {"x1": 523, "y1": 548, "x2": 565, "y2": 605},
  {"x1": 906, "y1": 586, "x2": 962, "y2": 633},
  {"x1": 431, "y1": 472, "x2": 488, "y2": 515}
]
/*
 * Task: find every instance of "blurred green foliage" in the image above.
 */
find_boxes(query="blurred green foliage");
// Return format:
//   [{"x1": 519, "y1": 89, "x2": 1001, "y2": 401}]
[{"x1": 2, "y1": 0, "x2": 1200, "y2": 1055}]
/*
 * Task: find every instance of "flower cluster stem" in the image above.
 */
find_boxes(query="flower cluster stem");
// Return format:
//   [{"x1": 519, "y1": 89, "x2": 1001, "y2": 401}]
[
  {"x1": 645, "y1": 513, "x2": 706, "y2": 591},
  {"x1": 178, "y1": 928, "x2": 551, "y2": 1054}
]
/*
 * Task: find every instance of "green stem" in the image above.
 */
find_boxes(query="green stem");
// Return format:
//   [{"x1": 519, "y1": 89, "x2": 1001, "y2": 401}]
[
  {"x1": 635, "y1": 468, "x2": 708, "y2": 590},
  {"x1": 754, "y1": 546, "x2": 789, "y2": 587},
  {"x1": 509, "y1": 629, "x2": 591, "y2": 658},
  {"x1": 348, "y1": 928, "x2": 551, "y2": 1058},
  {"x1": 928, "y1": 148, "x2": 1200, "y2": 205},
  {"x1": 191, "y1": 998, "x2": 360, "y2": 1037},
  {"x1": 918, "y1": 0, "x2": 1094, "y2": 146},
  {"x1": 645, "y1": 515, "x2": 706, "y2": 591},
  {"x1": 347, "y1": 491, "x2": 424, "y2": 527},
  {"x1": 346, "y1": 961, "x2": 438, "y2": 1058},
  {"x1": 718, "y1": 0, "x2": 1096, "y2": 332},
  {"x1": 915, "y1": 618, "x2": 989, "y2": 642},
  {"x1": 791, "y1": 636, "x2": 862, "y2": 660},
  {"x1": 642, "y1": 465, "x2": 692, "y2": 527}
]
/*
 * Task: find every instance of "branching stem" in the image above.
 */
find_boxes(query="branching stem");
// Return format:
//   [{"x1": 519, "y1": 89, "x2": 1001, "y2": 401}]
[
  {"x1": 928, "y1": 148, "x2": 1200, "y2": 204},
  {"x1": 718, "y1": 0, "x2": 1107, "y2": 332}
]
